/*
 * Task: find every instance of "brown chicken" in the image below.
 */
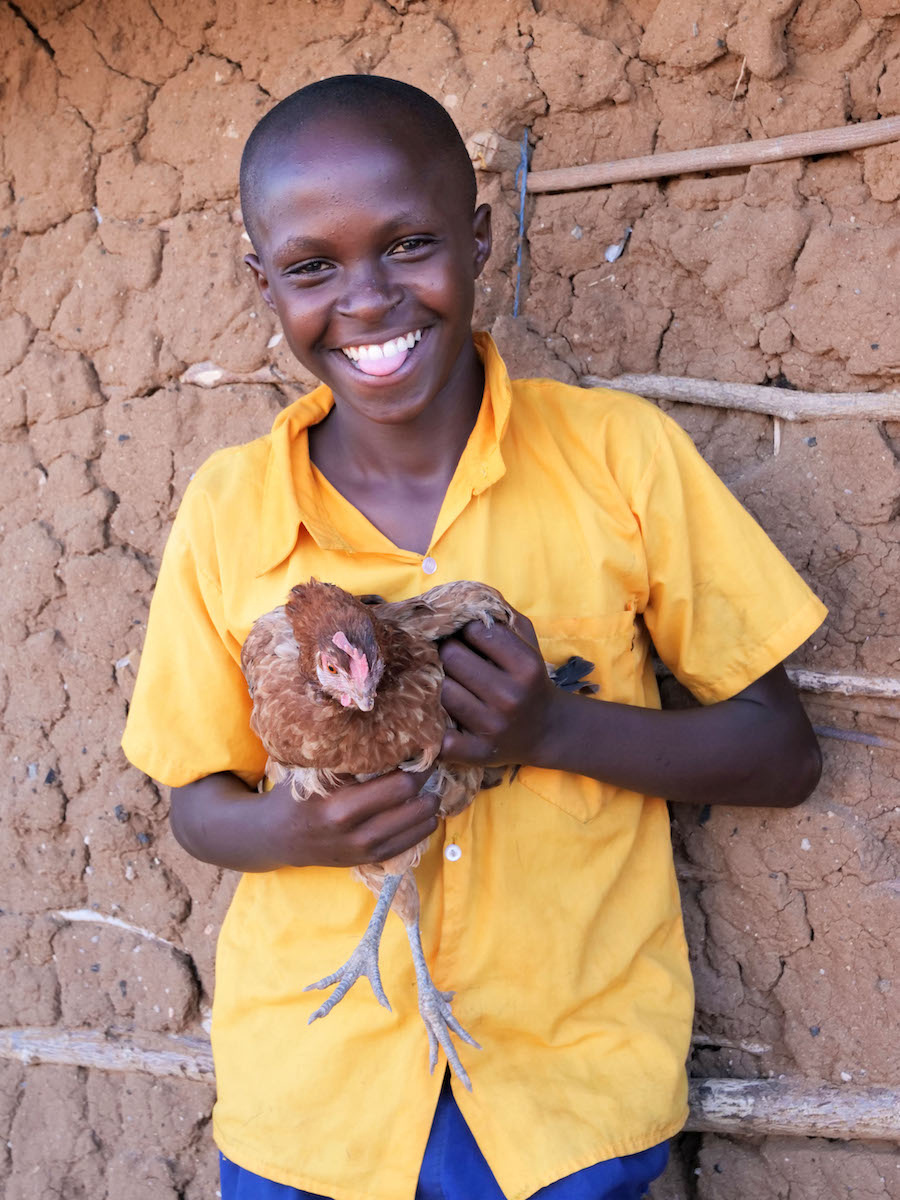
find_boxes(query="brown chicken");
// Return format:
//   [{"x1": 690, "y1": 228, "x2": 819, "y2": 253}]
[{"x1": 241, "y1": 578, "x2": 593, "y2": 1089}]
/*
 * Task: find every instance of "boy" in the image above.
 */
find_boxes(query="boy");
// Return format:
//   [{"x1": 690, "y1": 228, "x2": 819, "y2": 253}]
[{"x1": 122, "y1": 75, "x2": 826, "y2": 1200}]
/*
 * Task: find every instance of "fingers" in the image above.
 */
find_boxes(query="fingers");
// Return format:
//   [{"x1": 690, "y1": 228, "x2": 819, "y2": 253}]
[
  {"x1": 440, "y1": 639, "x2": 510, "y2": 706},
  {"x1": 328, "y1": 769, "x2": 431, "y2": 824},
  {"x1": 364, "y1": 814, "x2": 440, "y2": 862},
  {"x1": 441, "y1": 613, "x2": 544, "y2": 699},
  {"x1": 440, "y1": 676, "x2": 496, "y2": 739},
  {"x1": 449, "y1": 618, "x2": 537, "y2": 673},
  {"x1": 440, "y1": 725, "x2": 496, "y2": 766},
  {"x1": 438, "y1": 610, "x2": 556, "y2": 769},
  {"x1": 508, "y1": 609, "x2": 539, "y2": 649},
  {"x1": 322, "y1": 770, "x2": 440, "y2": 862}
]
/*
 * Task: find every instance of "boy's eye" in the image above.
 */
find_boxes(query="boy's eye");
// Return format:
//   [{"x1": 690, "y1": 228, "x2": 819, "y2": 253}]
[
  {"x1": 287, "y1": 259, "x2": 333, "y2": 278},
  {"x1": 390, "y1": 237, "x2": 431, "y2": 255}
]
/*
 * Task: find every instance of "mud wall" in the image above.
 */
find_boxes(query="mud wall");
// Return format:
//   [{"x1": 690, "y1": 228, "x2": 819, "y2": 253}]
[{"x1": 1, "y1": 1, "x2": 899, "y2": 1196}]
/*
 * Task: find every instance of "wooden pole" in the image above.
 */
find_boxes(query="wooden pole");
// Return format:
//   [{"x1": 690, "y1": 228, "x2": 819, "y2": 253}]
[
  {"x1": 788, "y1": 669, "x2": 900, "y2": 701},
  {"x1": 527, "y1": 116, "x2": 900, "y2": 194},
  {"x1": 0, "y1": 1027, "x2": 215, "y2": 1082},
  {"x1": 686, "y1": 1076, "x2": 900, "y2": 1142},
  {"x1": 581, "y1": 373, "x2": 900, "y2": 421},
  {"x1": 2, "y1": 1027, "x2": 898, "y2": 1140},
  {"x1": 659, "y1": 665, "x2": 900, "y2": 702}
]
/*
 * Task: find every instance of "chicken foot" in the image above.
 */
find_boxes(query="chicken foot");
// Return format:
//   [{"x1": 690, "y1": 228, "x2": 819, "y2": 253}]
[
  {"x1": 404, "y1": 915, "x2": 480, "y2": 1091},
  {"x1": 304, "y1": 872, "x2": 402, "y2": 1020},
  {"x1": 304, "y1": 866, "x2": 479, "y2": 1088}
]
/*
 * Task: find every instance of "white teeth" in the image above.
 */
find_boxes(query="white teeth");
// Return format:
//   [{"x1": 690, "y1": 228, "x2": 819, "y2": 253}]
[{"x1": 341, "y1": 329, "x2": 423, "y2": 362}]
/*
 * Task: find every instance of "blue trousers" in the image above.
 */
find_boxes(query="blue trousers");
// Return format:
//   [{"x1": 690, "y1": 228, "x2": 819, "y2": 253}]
[{"x1": 220, "y1": 1075, "x2": 669, "y2": 1200}]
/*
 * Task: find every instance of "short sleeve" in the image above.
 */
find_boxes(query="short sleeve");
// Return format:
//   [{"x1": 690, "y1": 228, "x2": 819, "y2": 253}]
[
  {"x1": 633, "y1": 412, "x2": 827, "y2": 704},
  {"x1": 121, "y1": 474, "x2": 268, "y2": 788}
]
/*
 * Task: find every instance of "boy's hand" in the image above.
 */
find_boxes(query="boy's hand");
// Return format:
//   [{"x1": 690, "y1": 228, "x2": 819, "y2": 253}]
[
  {"x1": 263, "y1": 770, "x2": 439, "y2": 869},
  {"x1": 439, "y1": 610, "x2": 563, "y2": 768},
  {"x1": 169, "y1": 769, "x2": 438, "y2": 873}
]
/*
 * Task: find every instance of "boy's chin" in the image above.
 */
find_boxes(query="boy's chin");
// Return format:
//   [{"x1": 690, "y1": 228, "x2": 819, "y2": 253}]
[{"x1": 329, "y1": 384, "x2": 437, "y2": 426}]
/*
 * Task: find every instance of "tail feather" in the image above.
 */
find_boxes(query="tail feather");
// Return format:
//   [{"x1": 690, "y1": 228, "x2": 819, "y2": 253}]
[{"x1": 548, "y1": 655, "x2": 599, "y2": 695}]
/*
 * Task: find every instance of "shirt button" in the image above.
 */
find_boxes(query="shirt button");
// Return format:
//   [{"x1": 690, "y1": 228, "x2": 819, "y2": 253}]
[
  {"x1": 444, "y1": 843, "x2": 462, "y2": 862},
  {"x1": 422, "y1": 556, "x2": 437, "y2": 575}
]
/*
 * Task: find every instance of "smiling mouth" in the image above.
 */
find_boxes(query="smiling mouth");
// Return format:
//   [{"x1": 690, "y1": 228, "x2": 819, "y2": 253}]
[{"x1": 340, "y1": 328, "x2": 423, "y2": 377}]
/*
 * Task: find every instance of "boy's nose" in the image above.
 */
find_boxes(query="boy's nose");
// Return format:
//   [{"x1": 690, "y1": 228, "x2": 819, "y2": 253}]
[{"x1": 335, "y1": 263, "x2": 403, "y2": 322}]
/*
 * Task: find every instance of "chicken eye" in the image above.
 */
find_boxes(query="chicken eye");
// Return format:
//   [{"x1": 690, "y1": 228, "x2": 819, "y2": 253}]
[{"x1": 326, "y1": 663, "x2": 338, "y2": 674}]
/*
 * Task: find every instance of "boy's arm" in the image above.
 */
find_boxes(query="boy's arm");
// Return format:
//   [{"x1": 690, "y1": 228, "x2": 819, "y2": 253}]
[
  {"x1": 169, "y1": 770, "x2": 439, "y2": 872},
  {"x1": 439, "y1": 615, "x2": 822, "y2": 808}
]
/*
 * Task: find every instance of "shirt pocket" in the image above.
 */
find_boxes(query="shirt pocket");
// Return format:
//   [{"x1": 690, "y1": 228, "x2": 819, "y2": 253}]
[{"x1": 516, "y1": 611, "x2": 640, "y2": 824}]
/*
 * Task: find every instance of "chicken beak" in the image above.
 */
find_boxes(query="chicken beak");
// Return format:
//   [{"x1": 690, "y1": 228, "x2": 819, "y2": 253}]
[{"x1": 354, "y1": 693, "x2": 375, "y2": 712}]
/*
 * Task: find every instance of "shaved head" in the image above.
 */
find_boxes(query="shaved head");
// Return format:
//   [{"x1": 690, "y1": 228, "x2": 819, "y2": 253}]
[{"x1": 240, "y1": 75, "x2": 477, "y2": 252}]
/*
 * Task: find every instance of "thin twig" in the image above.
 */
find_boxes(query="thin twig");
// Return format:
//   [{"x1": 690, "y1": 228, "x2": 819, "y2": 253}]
[{"x1": 731, "y1": 56, "x2": 748, "y2": 109}]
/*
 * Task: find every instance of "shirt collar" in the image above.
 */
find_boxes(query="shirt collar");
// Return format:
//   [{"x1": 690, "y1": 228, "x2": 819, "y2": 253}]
[
  {"x1": 470, "y1": 330, "x2": 512, "y2": 490},
  {"x1": 255, "y1": 331, "x2": 512, "y2": 577}
]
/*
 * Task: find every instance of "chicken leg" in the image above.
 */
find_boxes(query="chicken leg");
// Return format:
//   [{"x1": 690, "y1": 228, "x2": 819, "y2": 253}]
[
  {"x1": 304, "y1": 867, "x2": 479, "y2": 1088},
  {"x1": 305, "y1": 872, "x2": 402, "y2": 1018},
  {"x1": 403, "y1": 913, "x2": 480, "y2": 1090}
]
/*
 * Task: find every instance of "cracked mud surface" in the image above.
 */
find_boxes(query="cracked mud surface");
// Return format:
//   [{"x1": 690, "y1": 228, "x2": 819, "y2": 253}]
[{"x1": 2, "y1": 1, "x2": 900, "y2": 1196}]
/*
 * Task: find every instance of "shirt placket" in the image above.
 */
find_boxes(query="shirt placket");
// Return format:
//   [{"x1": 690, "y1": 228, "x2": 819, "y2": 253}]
[{"x1": 433, "y1": 802, "x2": 474, "y2": 992}]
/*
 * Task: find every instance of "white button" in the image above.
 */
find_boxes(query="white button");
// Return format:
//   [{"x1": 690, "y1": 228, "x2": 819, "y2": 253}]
[
  {"x1": 422, "y1": 556, "x2": 437, "y2": 575},
  {"x1": 444, "y1": 843, "x2": 462, "y2": 862}
]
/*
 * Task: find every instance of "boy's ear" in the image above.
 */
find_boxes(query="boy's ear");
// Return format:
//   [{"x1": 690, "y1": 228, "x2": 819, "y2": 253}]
[
  {"x1": 244, "y1": 253, "x2": 277, "y2": 311},
  {"x1": 472, "y1": 203, "x2": 492, "y2": 279}
]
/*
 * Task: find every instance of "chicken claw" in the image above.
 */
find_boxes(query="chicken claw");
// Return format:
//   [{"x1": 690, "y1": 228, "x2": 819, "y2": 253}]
[
  {"x1": 405, "y1": 918, "x2": 480, "y2": 1091},
  {"x1": 305, "y1": 873, "x2": 401, "y2": 1021}
]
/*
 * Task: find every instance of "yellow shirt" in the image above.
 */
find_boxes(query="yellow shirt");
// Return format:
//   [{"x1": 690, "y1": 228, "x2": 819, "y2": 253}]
[{"x1": 123, "y1": 334, "x2": 826, "y2": 1200}]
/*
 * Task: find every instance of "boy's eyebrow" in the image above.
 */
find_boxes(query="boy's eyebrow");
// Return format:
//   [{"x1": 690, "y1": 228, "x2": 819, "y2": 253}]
[
  {"x1": 271, "y1": 212, "x2": 436, "y2": 265},
  {"x1": 271, "y1": 235, "x2": 330, "y2": 264}
]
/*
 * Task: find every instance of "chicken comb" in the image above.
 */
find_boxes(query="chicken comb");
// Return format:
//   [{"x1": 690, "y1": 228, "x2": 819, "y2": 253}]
[{"x1": 332, "y1": 631, "x2": 369, "y2": 684}]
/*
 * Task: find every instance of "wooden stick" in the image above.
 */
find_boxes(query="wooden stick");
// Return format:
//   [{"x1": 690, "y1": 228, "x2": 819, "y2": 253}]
[
  {"x1": 51, "y1": 907, "x2": 180, "y2": 949},
  {"x1": 691, "y1": 1033, "x2": 771, "y2": 1056},
  {"x1": 182, "y1": 356, "x2": 900, "y2": 422},
  {"x1": 581, "y1": 373, "x2": 900, "y2": 421},
  {"x1": 181, "y1": 360, "x2": 299, "y2": 388},
  {"x1": 2, "y1": 1028, "x2": 897, "y2": 1140},
  {"x1": 686, "y1": 1076, "x2": 900, "y2": 1141},
  {"x1": 0, "y1": 1027, "x2": 214, "y2": 1082},
  {"x1": 661, "y1": 664, "x2": 900, "y2": 703},
  {"x1": 788, "y1": 669, "x2": 900, "y2": 701},
  {"x1": 527, "y1": 116, "x2": 900, "y2": 194}
]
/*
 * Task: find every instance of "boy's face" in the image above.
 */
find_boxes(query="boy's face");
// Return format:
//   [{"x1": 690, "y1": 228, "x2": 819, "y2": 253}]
[{"x1": 245, "y1": 114, "x2": 492, "y2": 429}]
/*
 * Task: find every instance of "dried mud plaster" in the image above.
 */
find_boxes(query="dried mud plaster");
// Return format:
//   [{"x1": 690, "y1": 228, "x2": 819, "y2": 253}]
[{"x1": 1, "y1": 1, "x2": 900, "y2": 1197}]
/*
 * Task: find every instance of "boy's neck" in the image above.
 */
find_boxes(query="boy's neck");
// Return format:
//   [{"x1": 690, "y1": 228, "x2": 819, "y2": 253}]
[{"x1": 307, "y1": 345, "x2": 485, "y2": 553}]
